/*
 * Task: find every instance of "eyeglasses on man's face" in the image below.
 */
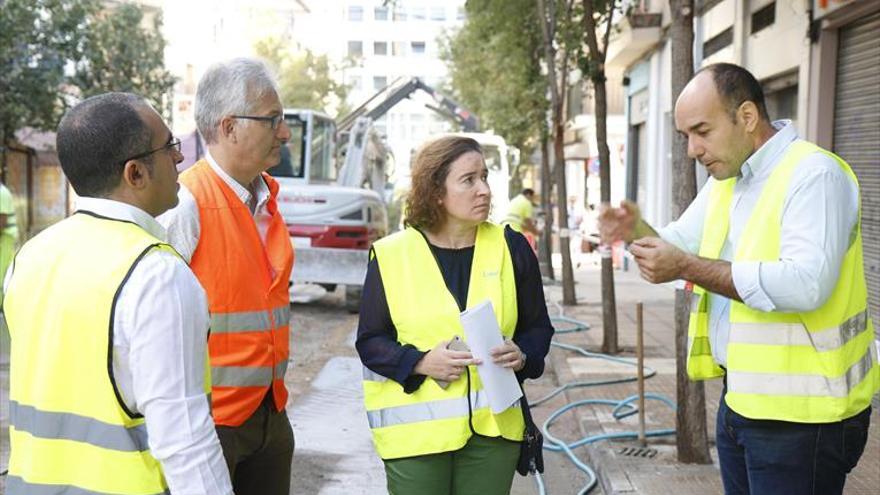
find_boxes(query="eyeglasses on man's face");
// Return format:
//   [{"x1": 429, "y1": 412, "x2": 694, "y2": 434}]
[
  {"x1": 119, "y1": 137, "x2": 182, "y2": 166},
  {"x1": 231, "y1": 114, "x2": 284, "y2": 130}
]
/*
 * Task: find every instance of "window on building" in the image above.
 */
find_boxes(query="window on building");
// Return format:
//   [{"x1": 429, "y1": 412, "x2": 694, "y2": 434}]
[
  {"x1": 410, "y1": 7, "x2": 426, "y2": 20},
  {"x1": 457, "y1": 6, "x2": 466, "y2": 20},
  {"x1": 374, "y1": 6, "x2": 388, "y2": 20},
  {"x1": 374, "y1": 41, "x2": 388, "y2": 56},
  {"x1": 751, "y1": 2, "x2": 775, "y2": 35},
  {"x1": 373, "y1": 76, "x2": 388, "y2": 90},
  {"x1": 430, "y1": 7, "x2": 446, "y2": 21},
  {"x1": 392, "y1": 41, "x2": 406, "y2": 56},
  {"x1": 411, "y1": 41, "x2": 426, "y2": 55},
  {"x1": 702, "y1": 27, "x2": 733, "y2": 58},
  {"x1": 348, "y1": 75, "x2": 361, "y2": 91},
  {"x1": 348, "y1": 41, "x2": 363, "y2": 57},
  {"x1": 762, "y1": 71, "x2": 798, "y2": 124},
  {"x1": 393, "y1": 7, "x2": 407, "y2": 21},
  {"x1": 348, "y1": 6, "x2": 364, "y2": 21}
]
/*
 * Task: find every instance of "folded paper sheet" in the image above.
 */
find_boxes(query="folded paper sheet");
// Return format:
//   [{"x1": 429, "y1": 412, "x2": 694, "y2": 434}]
[{"x1": 460, "y1": 299, "x2": 523, "y2": 414}]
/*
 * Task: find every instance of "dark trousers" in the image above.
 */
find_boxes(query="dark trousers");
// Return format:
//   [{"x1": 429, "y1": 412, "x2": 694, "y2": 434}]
[
  {"x1": 716, "y1": 388, "x2": 871, "y2": 495},
  {"x1": 216, "y1": 393, "x2": 295, "y2": 495},
  {"x1": 384, "y1": 435, "x2": 520, "y2": 495}
]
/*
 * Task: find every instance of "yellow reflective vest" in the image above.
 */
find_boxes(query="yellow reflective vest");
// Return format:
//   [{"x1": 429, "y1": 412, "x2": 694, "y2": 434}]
[
  {"x1": 363, "y1": 223, "x2": 525, "y2": 460},
  {"x1": 686, "y1": 141, "x2": 880, "y2": 423},
  {"x1": 503, "y1": 194, "x2": 533, "y2": 233},
  {"x1": 3, "y1": 212, "x2": 186, "y2": 495}
]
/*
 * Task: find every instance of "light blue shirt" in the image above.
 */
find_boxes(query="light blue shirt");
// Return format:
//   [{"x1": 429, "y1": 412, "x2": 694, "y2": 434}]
[{"x1": 657, "y1": 120, "x2": 859, "y2": 366}]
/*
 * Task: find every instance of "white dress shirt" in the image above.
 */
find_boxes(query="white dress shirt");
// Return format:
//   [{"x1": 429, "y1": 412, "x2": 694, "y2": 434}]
[
  {"x1": 158, "y1": 151, "x2": 273, "y2": 263},
  {"x1": 72, "y1": 198, "x2": 233, "y2": 495},
  {"x1": 657, "y1": 121, "x2": 860, "y2": 366}
]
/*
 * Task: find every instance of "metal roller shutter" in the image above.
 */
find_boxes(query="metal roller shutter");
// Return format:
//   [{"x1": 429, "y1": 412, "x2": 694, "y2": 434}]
[{"x1": 834, "y1": 11, "x2": 880, "y2": 328}]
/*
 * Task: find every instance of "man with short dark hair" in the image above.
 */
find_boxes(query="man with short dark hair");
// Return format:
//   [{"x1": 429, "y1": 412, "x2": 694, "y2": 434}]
[
  {"x1": 599, "y1": 63, "x2": 878, "y2": 494},
  {"x1": 3, "y1": 93, "x2": 232, "y2": 494}
]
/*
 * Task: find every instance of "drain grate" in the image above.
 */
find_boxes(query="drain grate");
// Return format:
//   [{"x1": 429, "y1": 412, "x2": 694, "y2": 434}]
[{"x1": 618, "y1": 446, "x2": 658, "y2": 458}]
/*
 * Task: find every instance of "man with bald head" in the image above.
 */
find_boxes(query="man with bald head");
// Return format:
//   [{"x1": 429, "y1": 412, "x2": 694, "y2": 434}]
[
  {"x1": 599, "y1": 63, "x2": 878, "y2": 493},
  {"x1": 3, "y1": 93, "x2": 232, "y2": 494}
]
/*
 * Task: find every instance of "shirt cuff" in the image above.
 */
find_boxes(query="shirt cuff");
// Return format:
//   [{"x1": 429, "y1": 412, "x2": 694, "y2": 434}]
[
  {"x1": 396, "y1": 346, "x2": 427, "y2": 393},
  {"x1": 731, "y1": 261, "x2": 775, "y2": 312}
]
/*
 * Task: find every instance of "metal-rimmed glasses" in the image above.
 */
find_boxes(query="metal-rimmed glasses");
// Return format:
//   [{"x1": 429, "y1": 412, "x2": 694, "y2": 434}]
[
  {"x1": 119, "y1": 137, "x2": 182, "y2": 165},
  {"x1": 231, "y1": 114, "x2": 284, "y2": 130}
]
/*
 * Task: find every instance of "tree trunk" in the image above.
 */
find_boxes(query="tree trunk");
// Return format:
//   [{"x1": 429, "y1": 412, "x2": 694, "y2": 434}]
[
  {"x1": 553, "y1": 121, "x2": 576, "y2": 304},
  {"x1": 537, "y1": 0, "x2": 576, "y2": 304},
  {"x1": 594, "y1": 75, "x2": 619, "y2": 354},
  {"x1": 539, "y1": 129, "x2": 555, "y2": 278},
  {"x1": 670, "y1": 0, "x2": 711, "y2": 464}
]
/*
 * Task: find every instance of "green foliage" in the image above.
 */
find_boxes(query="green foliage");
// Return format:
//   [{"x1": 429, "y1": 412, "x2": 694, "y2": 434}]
[
  {"x1": 0, "y1": 0, "x2": 176, "y2": 144},
  {"x1": 70, "y1": 3, "x2": 176, "y2": 120},
  {"x1": 0, "y1": 0, "x2": 95, "y2": 142},
  {"x1": 255, "y1": 37, "x2": 350, "y2": 117},
  {"x1": 439, "y1": 0, "x2": 547, "y2": 156}
]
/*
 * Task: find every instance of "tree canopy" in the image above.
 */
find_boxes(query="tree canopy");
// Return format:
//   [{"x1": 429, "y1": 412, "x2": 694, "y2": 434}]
[
  {"x1": 439, "y1": 0, "x2": 547, "y2": 155},
  {"x1": 255, "y1": 37, "x2": 350, "y2": 118},
  {"x1": 1, "y1": 0, "x2": 175, "y2": 145}
]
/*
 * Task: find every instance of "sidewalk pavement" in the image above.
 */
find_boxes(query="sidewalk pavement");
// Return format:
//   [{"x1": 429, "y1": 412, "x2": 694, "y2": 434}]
[{"x1": 541, "y1": 254, "x2": 879, "y2": 494}]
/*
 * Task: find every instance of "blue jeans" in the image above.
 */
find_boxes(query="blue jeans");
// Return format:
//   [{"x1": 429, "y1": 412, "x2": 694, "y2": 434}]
[{"x1": 716, "y1": 389, "x2": 871, "y2": 495}]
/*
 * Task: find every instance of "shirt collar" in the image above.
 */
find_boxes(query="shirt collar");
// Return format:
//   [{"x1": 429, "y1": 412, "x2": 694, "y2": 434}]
[
  {"x1": 740, "y1": 120, "x2": 797, "y2": 180},
  {"x1": 205, "y1": 150, "x2": 270, "y2": 209},
  {"x1": 75, "y1": 196, "x2": 166, "y2": 240}
]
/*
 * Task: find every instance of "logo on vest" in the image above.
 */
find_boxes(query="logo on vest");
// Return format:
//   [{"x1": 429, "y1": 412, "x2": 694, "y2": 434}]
[{"x1": 483, "y1": 270, "x2": 500, "y2": 278}]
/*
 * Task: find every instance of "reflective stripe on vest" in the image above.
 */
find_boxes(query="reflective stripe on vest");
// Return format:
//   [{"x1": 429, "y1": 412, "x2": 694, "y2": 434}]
[
  {"x1": 182, "y1": 160, "x2": 294, "y2": 426},
  {"x1": 688, "y1": 140, "x2": 880, "y2": 422},
  {"x1": 366, "y1": 390, "x2": 504, "y2": 428},
  {"x1": 10, "y1": 401, "x2": 149, "y2": 452},
  {"x1": 6, "y1": 476, "x2": 170, "y2": 495},
  {"x1": 3, "y1": 213, "x2": 172, "y2": 494},
  {"x1": 210, "y1": 306, "x2": 291, "y2": 334},
  {"x1": 365, "y1": 223, "x2": 525, "y2": 460}
]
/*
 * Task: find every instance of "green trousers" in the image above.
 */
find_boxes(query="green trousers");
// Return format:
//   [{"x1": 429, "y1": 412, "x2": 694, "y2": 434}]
[{"x1": 384, "y1": 434, "x2": 520, "y2": 495}]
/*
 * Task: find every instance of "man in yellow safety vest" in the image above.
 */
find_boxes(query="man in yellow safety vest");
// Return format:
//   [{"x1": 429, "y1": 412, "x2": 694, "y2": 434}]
[
  {"x1": 599, "y1": 63, "x2": 878, "y2": 494},
  {"x1": 3, "y1": 93, "x2": 232, "y2": 494}
]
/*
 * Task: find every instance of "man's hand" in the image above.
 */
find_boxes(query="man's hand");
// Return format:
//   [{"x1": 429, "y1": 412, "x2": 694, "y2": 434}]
[
  {"x1": 490, "y1": 338, "x2": 526, "y2": 372},
  {"x1": 598, "y1": 200, "x2": 641, "y2": 244},
  {"x1": 629, "y1": 237, "x2": 688, "y2": 283},
  {"x1": 414, "y1": 340, "x2": 482, "y2": 383}
]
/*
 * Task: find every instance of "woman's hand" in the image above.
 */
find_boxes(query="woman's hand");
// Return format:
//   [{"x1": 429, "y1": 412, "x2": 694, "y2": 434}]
[
  {"x1": 414, "y1": 340, "x2": 482, "y2": 383},
  {"x1": 490, "y1": 338, "x2": 526, "y2": 372}
]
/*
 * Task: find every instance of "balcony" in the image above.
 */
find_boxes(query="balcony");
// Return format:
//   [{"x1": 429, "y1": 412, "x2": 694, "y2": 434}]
[{"x1": 605, "y1": 12, "x2": 663, "y2": 71}]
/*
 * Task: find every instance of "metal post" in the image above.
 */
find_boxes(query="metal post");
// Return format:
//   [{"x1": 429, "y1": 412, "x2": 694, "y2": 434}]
[{"x1": 636, "y1": 301, "x2": 647, "y2": 447}]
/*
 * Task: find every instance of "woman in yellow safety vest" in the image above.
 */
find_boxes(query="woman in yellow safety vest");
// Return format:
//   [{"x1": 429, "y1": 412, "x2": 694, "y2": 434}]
[{"x1": 356, "y1": 136, "x2": 555, "y2": 495}]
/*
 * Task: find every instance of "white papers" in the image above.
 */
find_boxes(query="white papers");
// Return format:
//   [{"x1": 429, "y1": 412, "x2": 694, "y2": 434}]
[{"x1": 460, "y1": 299, "x2": 523, "y2": 414}]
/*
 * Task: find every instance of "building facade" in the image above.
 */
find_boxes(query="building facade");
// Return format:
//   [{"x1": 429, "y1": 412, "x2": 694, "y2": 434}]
[{"x1": 608, "y1": 0, "x2": 879, "y2": 329}]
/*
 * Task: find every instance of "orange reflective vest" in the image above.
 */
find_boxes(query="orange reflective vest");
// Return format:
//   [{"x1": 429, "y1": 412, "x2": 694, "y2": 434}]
[{"x1": 181, "y1": 160, "x2": 294, "y2": 427}]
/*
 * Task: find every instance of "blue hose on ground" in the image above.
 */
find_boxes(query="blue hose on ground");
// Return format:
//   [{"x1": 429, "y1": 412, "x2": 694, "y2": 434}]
[{"x1": 527, "y1": 303, "x2": 678, "y2": 495}]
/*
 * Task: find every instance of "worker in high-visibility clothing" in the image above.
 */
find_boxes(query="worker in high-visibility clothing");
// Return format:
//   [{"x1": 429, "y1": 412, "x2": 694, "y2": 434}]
[
  {"x1": 356, "y1": 136, "x2": 555, "y2": 494},
  {"x1": 0, "y1": 180, "x2": 18, "y2": 306},
  {"x1": 599, "y1": 63, "x2": 879, "y2": 494},
  {"x1": 159, "y1": 58, "x2": 295, "y2": 494},
  {"x1": 3, "y1": 93, "x2": 232, "y2": 494},
  {"x1": 502, "y1": 188, "x2": 540, "y2": 251}
]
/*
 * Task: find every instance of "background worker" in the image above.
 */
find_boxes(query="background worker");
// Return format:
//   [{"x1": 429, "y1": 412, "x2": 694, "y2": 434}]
[
  {"x1": 159, "y1": 58, "x2": 295, "y2": 495},
  {"x1": 0, "y1": 180, "x2": 18, "y2": 306},
  {"x1": 356, "y1": 136, "x2": 554, "y2": 494},
  {"x1": 599, "y1": 63, "x2": 878, "y2": 494},
  {"x1": 3, "y1": 93, "x2": 232, "y2": 494},
  {"x1": 503, "y1": 188, "x2": 540, "y2": 250}
]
